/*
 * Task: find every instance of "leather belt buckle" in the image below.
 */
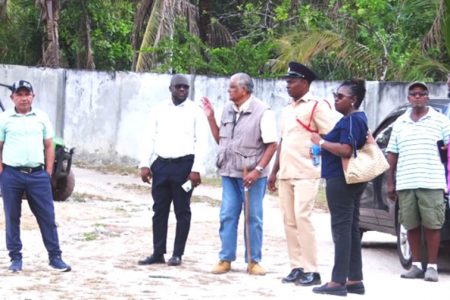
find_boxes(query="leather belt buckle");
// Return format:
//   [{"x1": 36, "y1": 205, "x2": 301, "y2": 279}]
[{"x1": 19, "y1": 167, "x2": 33, "y2": 174}]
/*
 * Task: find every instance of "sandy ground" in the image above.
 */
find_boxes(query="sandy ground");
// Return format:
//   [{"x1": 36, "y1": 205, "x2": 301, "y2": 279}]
[{"x1": 0, "y1": 166, "x2": 449, "y2": 300}]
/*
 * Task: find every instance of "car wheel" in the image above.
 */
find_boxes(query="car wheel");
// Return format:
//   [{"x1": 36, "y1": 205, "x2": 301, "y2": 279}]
[
  {"x1": 53, "y1": 170, "x2": 75, "y2": 201},
  {"x1": 396, "y1": 221, "x2": 412, "y2": 269}
]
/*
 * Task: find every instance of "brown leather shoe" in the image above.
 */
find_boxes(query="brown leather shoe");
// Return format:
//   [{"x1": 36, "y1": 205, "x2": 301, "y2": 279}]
[
  {"x1": 212, "y1": 261, "x2": 231, "y2": 274},
  {"x1": 247, "y1": 262, "x2": 266, "y2": 276}
]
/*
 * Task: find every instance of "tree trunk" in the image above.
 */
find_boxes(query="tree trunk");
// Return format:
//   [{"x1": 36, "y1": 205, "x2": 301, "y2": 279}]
[
  {"x1": 80, "y1": 0, "x2": 95, "y2": 69},
  {"x1": 131, "y1": 0, "x2": 154, "y2": 71},
  {"x1": 0, "y1": 0, "x2": 7, "y2": 21},
  {"x1": 288, "y1": 0, "x2": 300, "y2": 26},
  {"x1": 198, "y1": 0, "x2": 210, "y2": 45},
  {"x1": 40, "y1": 0, "x2": 60, "y2": 68}
]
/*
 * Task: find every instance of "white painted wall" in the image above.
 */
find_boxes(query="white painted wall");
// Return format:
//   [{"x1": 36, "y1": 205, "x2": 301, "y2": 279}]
[{"x1": 1, "y1": 64, "x2": 448, "y2": 175}]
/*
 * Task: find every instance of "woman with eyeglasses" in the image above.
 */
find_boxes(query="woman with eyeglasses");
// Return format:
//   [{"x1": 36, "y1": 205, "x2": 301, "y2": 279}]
[{"x1": 310, "y1": 80, "x2": 368, "y2": 296}]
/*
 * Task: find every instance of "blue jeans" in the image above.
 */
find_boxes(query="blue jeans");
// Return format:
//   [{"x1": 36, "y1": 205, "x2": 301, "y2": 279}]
[
  {"x1": 219, "y1": 176, "x2": 267, "y2": 263},
  {"x1": 1, "y1": 166, "x2": 62, "y2": 260}
]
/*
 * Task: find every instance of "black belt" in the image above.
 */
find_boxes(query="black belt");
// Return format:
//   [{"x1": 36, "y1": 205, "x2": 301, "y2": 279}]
[
  {"x1": 157, "y1": 154, "x2": 194, "y2": 163},
  {"x1": 5, "y1": 164, "x2": 44, "y2": 174}
]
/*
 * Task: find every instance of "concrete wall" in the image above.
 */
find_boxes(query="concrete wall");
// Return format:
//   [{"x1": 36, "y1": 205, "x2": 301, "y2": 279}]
[{"x1": 0, "y1": 64, "x2": 448, "y2": 175}]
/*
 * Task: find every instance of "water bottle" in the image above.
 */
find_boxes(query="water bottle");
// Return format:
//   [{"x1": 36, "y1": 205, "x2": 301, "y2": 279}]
[{"x1": 310, "y1": 144, "x2": 321, "y2": 166}]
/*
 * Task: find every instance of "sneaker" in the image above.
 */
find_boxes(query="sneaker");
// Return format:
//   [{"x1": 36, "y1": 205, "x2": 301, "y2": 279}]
[
  {"x1": 8, "y1": 259, "x2": 22, "y2": 273},
  {"x1": 211, "y1": 260, "x2": 231, "y2": 274},
  {"x1": 401, "y1": 265, "x2": 424, "y2": 279},
  {"x1": 49, "y1": 256, "x2": 71, "y2": 272},
  {"x1": 424, "y1": 267, "x2": 439, "y2": 282},
  {"x1": 247, "y1": 262, "x2": 266, "y2": 276}
]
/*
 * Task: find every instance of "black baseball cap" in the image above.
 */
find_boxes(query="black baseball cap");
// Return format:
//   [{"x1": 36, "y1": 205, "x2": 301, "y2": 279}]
[{"x1": 11, "y1": 80, "x2": 33, "y2": 93}]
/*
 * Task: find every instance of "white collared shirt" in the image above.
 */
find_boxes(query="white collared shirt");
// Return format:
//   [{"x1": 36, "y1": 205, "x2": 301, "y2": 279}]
[
  {"x1": 139, "y1": 99, "x2": 208, "y2": 174},
  {"x1": 232, "y1": 95, "x2": 277, "y2": 143}
]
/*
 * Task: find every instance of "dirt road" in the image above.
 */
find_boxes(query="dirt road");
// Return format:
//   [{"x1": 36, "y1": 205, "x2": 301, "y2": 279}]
[{"x1": 0, "y1": 166, "x2": 449, "y2": 299}]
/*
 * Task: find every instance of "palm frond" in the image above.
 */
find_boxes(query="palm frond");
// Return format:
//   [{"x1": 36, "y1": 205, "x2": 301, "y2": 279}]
[
  {"x1": 443, "y1": 0, "x2": 450, "y2": 57},
  {"x1": 135, "y1": 0, "x2": 234, "y2": 72},
  {"x1": 423, "y1": 0, "x2": 446, "y2": 51},
  {"x1": 401, "y1": 54, "x2": 449, "y2": 80},
  {"x1": 274, "y1": 30, "x2": 377, "y2": 79}
]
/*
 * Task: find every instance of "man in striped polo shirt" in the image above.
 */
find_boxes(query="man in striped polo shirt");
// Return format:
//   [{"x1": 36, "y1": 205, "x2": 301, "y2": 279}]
[{"x1": 386, "y1": 81, "x2": 450, "y2": 282}]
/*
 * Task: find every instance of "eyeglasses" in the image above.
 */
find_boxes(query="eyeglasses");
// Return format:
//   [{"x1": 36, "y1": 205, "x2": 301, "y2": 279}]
[
  {"x1": 174, "y1": 84, "x2": 189, "y2": 90},
  {"x1": 408, "y1": 91, "x2": 428, "y2": 97},
  {"x1": 333, "y1": 92, "x2": 352, "y2": 100}
]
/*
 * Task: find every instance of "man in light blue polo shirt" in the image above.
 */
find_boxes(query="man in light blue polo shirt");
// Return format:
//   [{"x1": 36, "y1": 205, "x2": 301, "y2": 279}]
[
  {"x1": 386, "y1": 81, "x2": 450, "y2": 282},
  {"x1": 0, "y1": 80, "x2": 70, "y2": 273}
]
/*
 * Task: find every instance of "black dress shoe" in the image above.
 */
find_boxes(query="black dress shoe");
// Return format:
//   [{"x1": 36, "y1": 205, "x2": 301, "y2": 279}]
[
  {"x1": 282, "y1": 268, "x2": 304, "y2": 283},
  {"x1": 138, "y1": 254, "x2": 165, "y2": 265},
  {"x1": 312, "y1": 283, "x2": 347, "y2": 296},
  {"x1": 167, "y1": 256, "x2": 182, "y2": 266},
  {"x1": 295, "y1": 272, "x2": 322, "y2": 286},
  {"x1": 346, "y1": 282, "x2": 365, "y2": 294}
]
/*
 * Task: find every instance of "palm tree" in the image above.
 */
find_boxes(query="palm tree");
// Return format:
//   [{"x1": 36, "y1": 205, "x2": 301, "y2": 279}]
[
  {"x1": 133, "y1": 0, "x2": 233, "y2": 72},
  {"x1": 275, "y1": 0, "x2": 444, "y2": 81},
  {"x1": 402, "y1": 0, "x2": 450, "y2": 80}
]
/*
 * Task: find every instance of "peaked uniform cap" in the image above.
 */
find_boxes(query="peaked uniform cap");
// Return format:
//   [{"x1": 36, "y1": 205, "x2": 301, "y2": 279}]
[{"x1": 283, "y1": 62, "x2": 317, "y2": 83}]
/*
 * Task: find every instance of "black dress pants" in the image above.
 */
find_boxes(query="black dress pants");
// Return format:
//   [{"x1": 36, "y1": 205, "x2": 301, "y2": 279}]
[
  {"x1": 151, "y1": 155, "x2": 194, "y2": 257},
  {"x1": 326, "y1": 176, "x2": 366, "y2": 284}
]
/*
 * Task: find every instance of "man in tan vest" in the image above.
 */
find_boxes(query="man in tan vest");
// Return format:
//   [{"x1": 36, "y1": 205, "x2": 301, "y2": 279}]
[
  {"x1": 202, "y1": 73, "x2": 277, "y2": 275},
  {"x1": 268, "y1": 62, "x2": 335, "y2": 286}
]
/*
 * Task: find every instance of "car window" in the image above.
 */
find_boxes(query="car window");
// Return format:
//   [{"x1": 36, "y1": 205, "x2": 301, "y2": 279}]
[{"x1": 376, "y1": 126, "x2": 393, "y2": 149}]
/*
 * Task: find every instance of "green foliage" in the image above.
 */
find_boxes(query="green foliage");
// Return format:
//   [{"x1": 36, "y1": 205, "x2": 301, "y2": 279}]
[
  {"x1": 1, "y1": 0, "x2": 450, "y2": 81},
  {"x1": 60, "y1": 0, "x2": 134, "y2": 70},
  {"x1": 145, "y1": 18, "x2": 276, "y2": 77},
  {"x1": 275, "y1": 0, "x2": 446, "y2": 81},
  {"x1": 0, "y1": 0, "x2": 42, "y2": 65}
]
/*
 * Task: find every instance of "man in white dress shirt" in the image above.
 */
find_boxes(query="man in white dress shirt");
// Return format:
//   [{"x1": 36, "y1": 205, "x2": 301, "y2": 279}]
[{"x1": 138, "y1": 74, "x2": 208, "y2": 267}]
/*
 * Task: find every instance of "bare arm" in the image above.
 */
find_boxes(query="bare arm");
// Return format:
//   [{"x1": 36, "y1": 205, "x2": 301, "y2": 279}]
[
  {"x1": 386, "y1": 152, "x2": 398, "y2": 201},
  {"x1": 311, "y1": 133, "x2": 353, "y2": 158},
  {"x1": 243, "y1": 142, "x2": 277, "y2": 188},
  {"x1": 0, "y1": 141, "x2": 3, "y2": 174},
  {"x1": 268, "y1": 139, "x2": 282, "y2": 192},
  {"x1": 44, "y1": 138, "x2": 55, "y2": 176},
  {"x1": 201, "y1": 97, "x2": 220, "y2": 144}
]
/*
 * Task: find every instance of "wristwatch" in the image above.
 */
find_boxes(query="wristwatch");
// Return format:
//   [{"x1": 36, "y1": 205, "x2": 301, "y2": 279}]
[
  {"x1": 255, "y1": 165, "x2": 264, "y2": 173},
  {"x1": 319, "y1": 139, "x2": 325, "y2": 146}
]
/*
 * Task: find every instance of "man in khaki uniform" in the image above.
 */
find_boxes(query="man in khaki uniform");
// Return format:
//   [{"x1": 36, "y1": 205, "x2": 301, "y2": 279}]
[{"x1": 268, "y1": 62, "x2": 335, "y2": 286}]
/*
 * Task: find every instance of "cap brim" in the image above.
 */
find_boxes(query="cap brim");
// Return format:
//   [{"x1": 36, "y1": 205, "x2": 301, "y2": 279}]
[{"x1": 408, "y1": 81, "x2": 428, "y2": 91}]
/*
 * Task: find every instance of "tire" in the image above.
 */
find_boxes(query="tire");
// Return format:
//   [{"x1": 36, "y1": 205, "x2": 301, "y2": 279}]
[
  {"x1": 53, "y1": 170, "x2": 75, "y2": 201},
  {"x1": 396, "y1": 220, "x2": 412, "y2": 269}
]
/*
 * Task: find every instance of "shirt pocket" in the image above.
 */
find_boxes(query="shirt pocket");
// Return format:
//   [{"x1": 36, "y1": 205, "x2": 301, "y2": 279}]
[{"x1": 219, "y1": 117, "x2": 235, "y2": 138}]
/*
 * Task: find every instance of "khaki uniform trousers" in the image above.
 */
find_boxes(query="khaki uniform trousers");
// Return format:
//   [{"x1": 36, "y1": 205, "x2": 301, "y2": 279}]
[{"x1": 278, "y1": 178, "x2": 319, "y2": 272}]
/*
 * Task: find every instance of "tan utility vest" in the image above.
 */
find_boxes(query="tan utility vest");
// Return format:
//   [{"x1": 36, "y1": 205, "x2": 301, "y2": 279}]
[{"x1": 216, "y1": 97, "x2": 270, "y2": 178}]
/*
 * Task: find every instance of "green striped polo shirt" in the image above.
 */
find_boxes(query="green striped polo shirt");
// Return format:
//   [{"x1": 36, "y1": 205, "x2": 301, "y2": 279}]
[{"x1": 0, "y1": 108, "x2": 54, "y2": 167}]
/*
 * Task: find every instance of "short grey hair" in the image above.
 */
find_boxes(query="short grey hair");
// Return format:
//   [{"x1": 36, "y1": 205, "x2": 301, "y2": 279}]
[{"x1": 231, "y1": 73, "x2": 254, "y2": 94}]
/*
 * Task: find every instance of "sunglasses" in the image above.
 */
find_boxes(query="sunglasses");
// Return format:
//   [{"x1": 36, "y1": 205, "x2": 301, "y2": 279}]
[
  {"x1": 333, "y1": 92, "x2": 352, "y2": 100},
  {"x1": 174, "y1": 84, "x2": 189, "y2": 90},
  {"x1": 408, "y1": 91, "x2": 428, "y2": 97}
]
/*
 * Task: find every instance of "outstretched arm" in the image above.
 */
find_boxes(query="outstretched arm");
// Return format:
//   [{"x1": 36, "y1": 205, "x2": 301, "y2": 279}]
[{"x1": 201, "y1": 97, "x2": 220, "y2": 144}]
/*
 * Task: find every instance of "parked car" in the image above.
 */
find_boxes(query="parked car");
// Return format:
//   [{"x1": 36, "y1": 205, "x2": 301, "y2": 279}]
[{"x1": 359, "y1": 98, "x2": 450, "y2": 269}]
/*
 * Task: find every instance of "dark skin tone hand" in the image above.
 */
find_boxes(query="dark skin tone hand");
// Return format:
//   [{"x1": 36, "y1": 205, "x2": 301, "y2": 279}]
[{"x1": 140, "y1": 169, "x2": 201, "y2": 187}]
